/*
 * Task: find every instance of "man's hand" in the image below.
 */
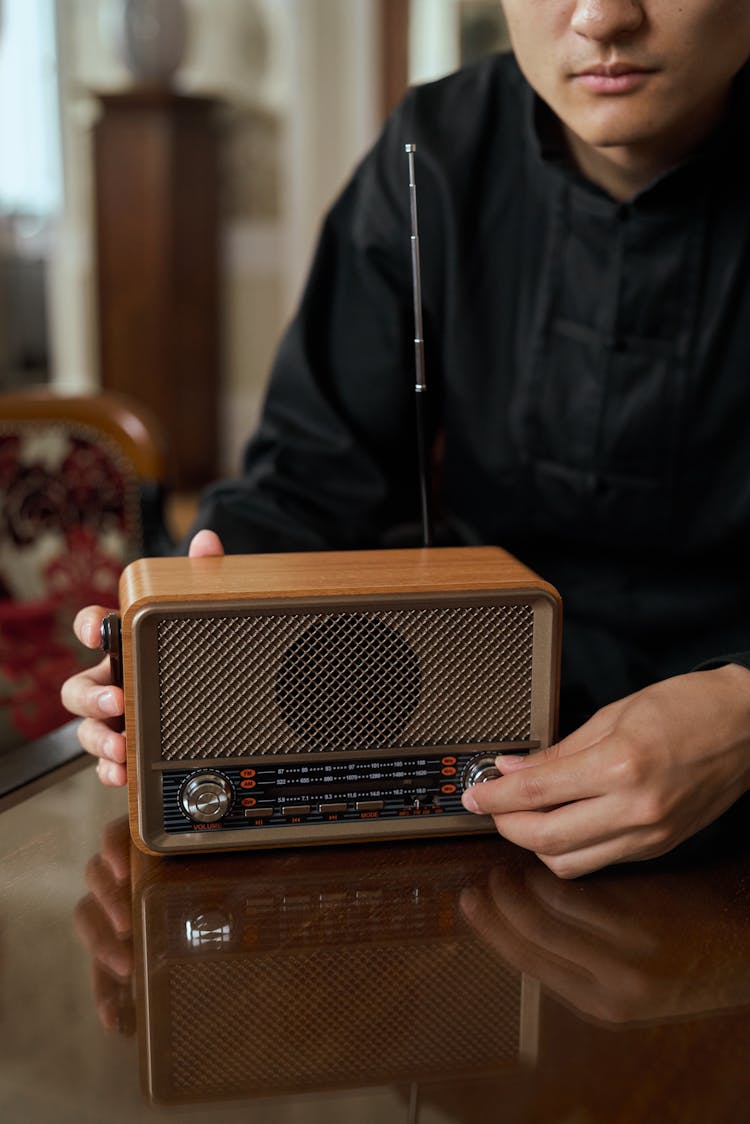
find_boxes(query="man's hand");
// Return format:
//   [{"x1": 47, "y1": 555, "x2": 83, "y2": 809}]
[
  {"x1": 461, "y1": 665, "x2": 750, "y2": 878},
  {"x1": 60, "y1": 530, "x2": 225, "y2": 787}
]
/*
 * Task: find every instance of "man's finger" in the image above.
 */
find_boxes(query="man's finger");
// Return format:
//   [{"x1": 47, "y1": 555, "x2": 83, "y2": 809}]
[
  {"x1": 470, "y1": 788, "x2": 679, "y2": 876},
  {"x1": 462, "y1": 744, "x2": 607, "y2": 816},
  {"x1": 499, "y1": 704, "x2": 619, "y2": 776},
  {"x1": 61, "y1": 663, "x2": 123, "y2": 720},
  {"x1": 96, "y1": 759, "x2": 128, "y2": 787},
  {"x1": 77, "y1": 718, "x2": 126, "y2": 764},
  {"x1": 72, "y1": 606, "x2": 111, "y2": 649},
  {"x1": 188, "y1": 529, "x2": 225, "y2": 558}
]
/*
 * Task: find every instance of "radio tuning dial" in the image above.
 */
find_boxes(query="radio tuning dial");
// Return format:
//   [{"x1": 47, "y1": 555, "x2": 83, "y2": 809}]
[
  {"x1": 462, "y1": 754, "x2": 501, "y2": 791},
  {"x1": 180, "y1": 772, "x2": 234, "y2": 824}
]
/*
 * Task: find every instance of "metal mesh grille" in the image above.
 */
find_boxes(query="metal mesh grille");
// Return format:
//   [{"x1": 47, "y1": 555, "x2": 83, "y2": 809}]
[
  {"x1": 165, "y1": 944, "x2": 522, "y2": 1095},
  {"x1": 157, "y1": 602, "x2": 534, "y2": 761}
]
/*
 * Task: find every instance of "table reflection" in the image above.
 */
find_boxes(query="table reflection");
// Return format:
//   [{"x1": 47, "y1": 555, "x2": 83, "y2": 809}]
[
  {"x1": 76, "y1": 824, "x2": 538, "y2": 1109},
  {"x1": 72, "y1": 806, "x2": 750, "y2": 1122},
  {"x1": 461, "y1": 844, "x2": 750, "y2": 1027}
]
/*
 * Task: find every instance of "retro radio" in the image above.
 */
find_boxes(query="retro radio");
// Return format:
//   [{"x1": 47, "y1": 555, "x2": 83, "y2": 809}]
[{"x1": 107, "y1": 545, "x2": 560, "y2": 855}]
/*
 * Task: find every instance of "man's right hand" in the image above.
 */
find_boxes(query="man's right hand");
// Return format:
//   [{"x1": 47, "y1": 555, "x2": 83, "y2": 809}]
[{"x1": 60, "y1": 530, "x2": 225, "y2": 787}]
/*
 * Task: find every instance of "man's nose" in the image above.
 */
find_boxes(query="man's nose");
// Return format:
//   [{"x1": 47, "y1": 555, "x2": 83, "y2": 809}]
[{"x1": 571, "y1": 0, "x2": 645, "y2": 41}]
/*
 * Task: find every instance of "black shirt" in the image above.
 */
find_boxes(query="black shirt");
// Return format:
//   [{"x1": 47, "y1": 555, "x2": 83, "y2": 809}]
[{"x1": 191, "y1": 52, "x2": 750, "y2": 731}]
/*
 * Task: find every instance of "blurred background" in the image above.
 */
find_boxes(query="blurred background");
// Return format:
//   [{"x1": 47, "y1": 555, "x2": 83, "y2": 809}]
[{"x1": 0, "y1": 0, "x2": 509, "y2": 497}]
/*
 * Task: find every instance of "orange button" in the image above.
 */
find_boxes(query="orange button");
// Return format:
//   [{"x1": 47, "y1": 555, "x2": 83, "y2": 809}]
[
  {"x1": 240, "y1": 779, "x2": 257, "y2": 789},
  {"x1": 240, "y1": 768, "x2": 256, "y2": 779},
  {"x1": 441, "y1": 755, "x2": 457, "y2": 766},
  {"x1": 242, "y1": 797, "x2": 257, "y2": 808},
  {"x1": 441, "y1": 766, "x2": 456, "y2": 776},
  {"x1": 441, "y1": 783, "x2": 457, "y2": 795}
]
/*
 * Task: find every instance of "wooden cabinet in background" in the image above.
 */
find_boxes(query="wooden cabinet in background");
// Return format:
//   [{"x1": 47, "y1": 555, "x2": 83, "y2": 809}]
[{"x1": 93, "y1": 90, "x2": 221, "y2": 489}]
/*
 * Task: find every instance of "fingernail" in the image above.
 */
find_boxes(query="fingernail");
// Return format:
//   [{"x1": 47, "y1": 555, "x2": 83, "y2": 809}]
[
  {"x1": 495, "y1": 754, "x2": 526, "y2": 768},
  {"x1": 102, "y1": 736, "x2": 125, "y2": 764},
  {"x1": 462, "y1": 790, "x2": 479, "y2": 813},
  {"x1": 97, "y1": 759, "x2": 119, "y2": 785},
  {"x1": 81, "y1": 620, "x2": 94, "y2": 647},
  {"x1": 97, "y1": 691, "x2": 118, "y2": 716}
]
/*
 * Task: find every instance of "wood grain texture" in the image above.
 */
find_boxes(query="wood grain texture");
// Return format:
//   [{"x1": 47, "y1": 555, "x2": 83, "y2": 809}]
[{"x1": 119, "y1": 546, "x2": 561, "y2": 614}]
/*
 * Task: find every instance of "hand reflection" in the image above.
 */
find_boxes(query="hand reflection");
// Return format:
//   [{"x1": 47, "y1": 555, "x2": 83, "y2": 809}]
[
  {"x1": 460, "y1": 856, "x2": 750, "y2": 1027},
  {"x1": 72, "y1": 816, "x2": 135, "y2": 1034}
]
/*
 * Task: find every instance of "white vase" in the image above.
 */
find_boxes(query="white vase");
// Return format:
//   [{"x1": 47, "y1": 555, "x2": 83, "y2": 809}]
[{"x1": 100, "y1": 0, "x2": 189, "y2": 86}]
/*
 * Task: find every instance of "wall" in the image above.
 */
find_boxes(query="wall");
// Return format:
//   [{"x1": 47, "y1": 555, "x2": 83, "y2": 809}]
[
  {"x1": 409, "y1": 0, "x2": 509, "y2": 83},
  {"x1": 49, "y1": 0, "x2": 381, "y2": 474}
]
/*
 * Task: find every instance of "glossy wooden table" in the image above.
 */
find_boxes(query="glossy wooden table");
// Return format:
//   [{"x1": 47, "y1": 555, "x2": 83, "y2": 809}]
[{"x1": 1, "y1": 734, "x2": 750, "y2": 1124}]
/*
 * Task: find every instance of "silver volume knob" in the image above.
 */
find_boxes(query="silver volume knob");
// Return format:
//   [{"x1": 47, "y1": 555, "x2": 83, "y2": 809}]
[
  {"x1": 462, "y1": 754, "x2": 501, "y2": 791},
  {"x1": 180, "y1": 772, "x2": 234, "y2": 823}
]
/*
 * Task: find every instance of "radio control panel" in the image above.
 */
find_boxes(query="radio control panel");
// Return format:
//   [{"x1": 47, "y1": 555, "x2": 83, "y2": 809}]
[{"x1": 161, "y1": 750, "x2": 524, "y2": 836}]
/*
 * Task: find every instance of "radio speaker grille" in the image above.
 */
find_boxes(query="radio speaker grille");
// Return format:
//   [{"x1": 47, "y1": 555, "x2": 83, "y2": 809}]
[{"x1": 156, "y1": 602, "x2": 534, "y2": 761}]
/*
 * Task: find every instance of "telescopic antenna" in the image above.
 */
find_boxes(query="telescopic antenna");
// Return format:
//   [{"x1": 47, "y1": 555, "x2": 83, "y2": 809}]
[{"x1": 405, "y1": 143, "x2": 434, "y2": 548}]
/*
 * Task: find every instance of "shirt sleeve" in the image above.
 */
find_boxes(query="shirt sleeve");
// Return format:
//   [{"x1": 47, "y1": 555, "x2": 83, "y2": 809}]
[
  {"x1": 183, "y1": 94, "x2": 442, "y2": 556},
  {"x1": 695, "y1": 653, "x2": 750, "y2": 675}
]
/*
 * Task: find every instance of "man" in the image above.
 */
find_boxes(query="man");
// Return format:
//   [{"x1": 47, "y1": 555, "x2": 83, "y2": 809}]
[{"x1": 62, "y1": 1, "x2": 750, "y2": 877}]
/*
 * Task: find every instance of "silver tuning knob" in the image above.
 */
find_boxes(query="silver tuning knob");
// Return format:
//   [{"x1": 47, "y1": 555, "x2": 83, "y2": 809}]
[
  {"x1": 180, "y1": 772, "x2": 234, "y2": 823},
  {"x1": 462, "y1": 754, "x2": 501, "y2": 792}
]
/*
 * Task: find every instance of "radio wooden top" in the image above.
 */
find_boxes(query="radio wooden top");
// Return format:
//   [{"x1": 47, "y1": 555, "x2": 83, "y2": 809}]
[{"x1": 119, "y1": 545, "x2": 561, "y2": 612}]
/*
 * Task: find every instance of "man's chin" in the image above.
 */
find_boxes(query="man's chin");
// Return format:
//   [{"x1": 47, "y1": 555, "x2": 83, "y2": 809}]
[{"x1": 562, "y1": 112, "x2": 665, "y2": 159}]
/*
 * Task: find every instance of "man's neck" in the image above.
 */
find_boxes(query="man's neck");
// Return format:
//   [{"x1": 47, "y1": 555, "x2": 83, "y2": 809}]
[{"x1": 562, "y1": 131, "x2": 669, "y2": 201}]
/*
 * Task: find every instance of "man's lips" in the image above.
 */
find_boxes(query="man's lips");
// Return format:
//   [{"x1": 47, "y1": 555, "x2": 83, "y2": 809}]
[{"x1": 571, "y1": 62, "x2": 658, "y2": 94}]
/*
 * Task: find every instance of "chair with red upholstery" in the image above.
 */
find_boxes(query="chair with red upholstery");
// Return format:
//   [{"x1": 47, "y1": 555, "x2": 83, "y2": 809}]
[{"x1": 0, "y1": 389, "x2": 172, "y2": 751}]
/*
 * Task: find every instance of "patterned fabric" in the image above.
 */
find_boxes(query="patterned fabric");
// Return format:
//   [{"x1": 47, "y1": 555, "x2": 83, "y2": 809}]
[{"x1": 0, "y1": 421, "x2": 143, "y2": 751}]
